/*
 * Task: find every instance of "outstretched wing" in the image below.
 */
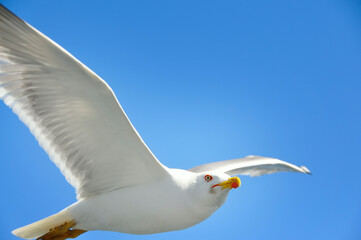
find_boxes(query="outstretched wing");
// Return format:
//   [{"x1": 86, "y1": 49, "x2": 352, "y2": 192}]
[
  {"x1": 189, "y1": 155, "x2": 310, "y2": 176},
  {"x1": 0, "y1": 5, "x2": 169, "y2": 199}
]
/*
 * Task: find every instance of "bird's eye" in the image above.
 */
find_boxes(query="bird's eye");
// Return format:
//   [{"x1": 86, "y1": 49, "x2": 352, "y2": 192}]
[{"x1": 204, "y1": 175, "x2": 213, "y2": 182}]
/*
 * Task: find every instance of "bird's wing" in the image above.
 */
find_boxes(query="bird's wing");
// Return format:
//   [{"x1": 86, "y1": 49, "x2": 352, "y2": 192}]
[
  {"x1": 0, "y1": 5, "x2": 170, "y2": 199},
  {"x1": 189, "y1": 155, "x2": 310, "y2": 176}
]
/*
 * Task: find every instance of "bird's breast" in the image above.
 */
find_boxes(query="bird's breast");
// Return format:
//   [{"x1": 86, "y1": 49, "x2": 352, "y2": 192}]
[{"x1": 69, "y1": 180, "x2": 219, "y2": 234}]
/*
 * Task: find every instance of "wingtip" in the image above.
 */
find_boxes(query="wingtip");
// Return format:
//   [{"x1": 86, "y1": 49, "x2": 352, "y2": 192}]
[{"x1": 300, "y1": 166, "x2": 311, "y2": 175}]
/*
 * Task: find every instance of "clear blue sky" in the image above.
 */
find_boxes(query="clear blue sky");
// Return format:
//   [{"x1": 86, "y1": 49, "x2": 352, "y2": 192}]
[{"x1": 0, "y1": 0, "x2": 360, "y2": 239}]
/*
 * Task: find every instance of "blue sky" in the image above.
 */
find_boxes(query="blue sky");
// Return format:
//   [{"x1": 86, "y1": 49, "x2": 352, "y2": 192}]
[{"x1": 0, "y1": 0, "x2": 360, "y2": 239}]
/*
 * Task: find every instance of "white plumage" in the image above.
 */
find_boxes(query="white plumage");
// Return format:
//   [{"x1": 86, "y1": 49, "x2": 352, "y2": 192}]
[
  {"x1": 0, "y1": 4, "x2": 310, "y2": 240},
  {"x1": 0, "y1": 4, "x2": 168, "y2": 200}
]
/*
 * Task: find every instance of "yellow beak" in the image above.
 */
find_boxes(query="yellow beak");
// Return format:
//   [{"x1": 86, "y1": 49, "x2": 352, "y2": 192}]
[{"x1": 212, "y1": 177, "x2": 241, "y2": 190}]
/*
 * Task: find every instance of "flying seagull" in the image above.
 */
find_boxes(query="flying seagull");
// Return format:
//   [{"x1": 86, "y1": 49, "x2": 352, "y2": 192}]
[{"x1": 0, "y1": 4, "x2": 310, "y2": 240}]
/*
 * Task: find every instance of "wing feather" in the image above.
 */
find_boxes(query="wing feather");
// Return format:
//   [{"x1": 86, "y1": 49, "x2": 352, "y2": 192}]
[
  {"x1": 0, "y1": 5, "x2": 169, "y2": 199},
  {"x1": 189, "y1": 155, "x2": 311, "y2": 176}
]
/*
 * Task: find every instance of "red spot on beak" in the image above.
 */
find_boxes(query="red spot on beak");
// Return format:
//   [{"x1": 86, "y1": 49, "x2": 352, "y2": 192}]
[{"x1": 231, "y1": 182, "x2": 239, "y2": 189}]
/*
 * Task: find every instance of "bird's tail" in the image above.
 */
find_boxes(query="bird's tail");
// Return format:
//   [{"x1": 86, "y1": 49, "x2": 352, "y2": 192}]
[{"x1": 12, "y1": 209, "x2": 75, "y2": 239}]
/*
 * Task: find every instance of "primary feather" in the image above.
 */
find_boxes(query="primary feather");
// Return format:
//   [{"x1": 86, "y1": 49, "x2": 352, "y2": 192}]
[
  {"x1": 189, "y1": 155, "x2": 311, "y2": 176},
  {"x1": 0, "y1": 4, "x2": 169, "y2": 200}
]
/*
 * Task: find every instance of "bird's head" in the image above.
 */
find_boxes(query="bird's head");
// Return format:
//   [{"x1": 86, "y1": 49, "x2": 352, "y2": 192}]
[{"x1": 188, "y1": 172, "x2": 241, "y2": 207}]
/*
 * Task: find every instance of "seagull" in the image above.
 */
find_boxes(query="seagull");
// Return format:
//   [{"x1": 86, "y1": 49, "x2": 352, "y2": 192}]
[{"x1": 0, "y1": 4, "x2": 310, "y2": 240}]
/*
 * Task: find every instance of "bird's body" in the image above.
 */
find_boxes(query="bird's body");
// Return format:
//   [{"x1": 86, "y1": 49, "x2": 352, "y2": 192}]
[
  {"x1": 0, "y1": 4, "x2": 310, "y2": 240},
  {"x1": 69, "y1": 169, "x2": 228, "y2": 234}
]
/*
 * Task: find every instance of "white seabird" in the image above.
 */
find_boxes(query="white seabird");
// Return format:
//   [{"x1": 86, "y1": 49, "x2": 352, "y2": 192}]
[{"x1": 0, "y1": 4, "x2": 310, "y2": 240}]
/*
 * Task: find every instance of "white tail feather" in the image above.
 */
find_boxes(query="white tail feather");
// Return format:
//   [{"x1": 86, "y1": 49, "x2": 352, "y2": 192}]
[{"x1": 12, "y1": 209, "x2": 73, "y2": 239}]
